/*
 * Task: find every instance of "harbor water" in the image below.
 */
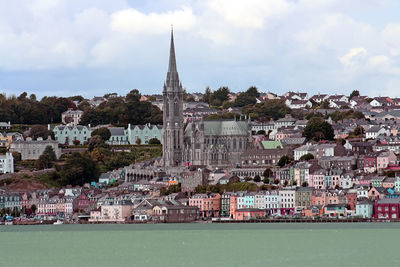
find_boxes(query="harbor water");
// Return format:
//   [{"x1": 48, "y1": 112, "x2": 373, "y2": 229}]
[{"x1": 1, "y1": 223, "x2": 400, "y2": 267}]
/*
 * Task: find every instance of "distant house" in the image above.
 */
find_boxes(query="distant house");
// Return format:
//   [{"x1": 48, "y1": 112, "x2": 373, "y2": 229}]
[
  {"x1": 370, "y1": 97, "x2": 393, "y2": 107},
  {"x1": 0, "y1": 152, "x2": 14, "y2": 174},
  {"x1": 10, "y1": 137, "x2": 61, "y2": 160},
  {"x1": 62, "y1": 108, "x2": 83, "y2": 126},
  {"x1": 0, "y1": 122, "x2": 11, "y2": 130},
  {"x1": 310, "y1": 94, "x2": 328, "y2": 103}
]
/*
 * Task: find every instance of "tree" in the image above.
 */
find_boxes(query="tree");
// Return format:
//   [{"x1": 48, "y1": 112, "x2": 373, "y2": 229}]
[
  {"x1": 302, "y1": 181, "x2": 309, "y2": 187},
  {"x1": 202, "y1": 86, "x2": 212, "y2": 104},
  {"x1": 349, "y1": 90, "x2": 360, "y2": 99},
  {"x1": 35, "y1": 146, "x2": 57, "y2": 169},
  {"x1": 148, "y1": 138, "x2": 161, "y2": 145},
  {"x1": 91, "y1": 127, "x2": 111, "y2": 142},
  {"x1": 243, "y1": 99, "x2": 291, "y2": 121},
  {"x1": 278, "y1": 155, "x2": 291, "y2": 167},
  {"x1": 136, "y1": 138, "x2": 142, "y2": 145},
  {"x1": 299, "y1": 153, "x2": 314, "y2": 161},
  {"x1": 257, "y1": 130, "x2": 266, "y2": 135},
  {"x1": 263, "y1": 177, "x2": 270, "y2": 184},
  {"x1": 303, "y1": 117, "x2": 334, "y2": 141},
  {"x1": 35, "y1": 154, "x2": 53, "y2": 169},
  {"x1": 60, "y1": 152, "x2": 99, "y2": 186},
  {"x1": 263, "y1": 168, "x2": 273, "y2": 178},
  {"x1": 88, "y1": 135, "x2": 109, "y2": 152},
  {"x1": 348, "y1": 125, "x2": 365, "y2": 138},
  {"x1": 43, "y1": 146, "x2": 57, "y2": 161},
  {"x1": 29, "y1": 125, "x2": 54, "y2": 140},
  {"x1": 12, "y1": 151, "x2": 21, "y2": 162},
  {"x1": 254, "y1": 175, "x2": 261, "y2": 182},
  {"x1": 210, "y1": 86, "x2": 230, "y2": 107}
]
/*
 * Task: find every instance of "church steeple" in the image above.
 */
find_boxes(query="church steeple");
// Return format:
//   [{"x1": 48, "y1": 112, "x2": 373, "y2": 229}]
[
  {"x1": 165, "y1": 26, "x2": 180, "y2": 91},
  {"x1": 163, "y1": 27, "x2": 184, "y2": 167}
]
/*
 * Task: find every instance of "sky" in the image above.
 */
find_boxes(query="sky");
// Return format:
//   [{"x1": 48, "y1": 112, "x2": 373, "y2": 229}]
[{"x1": 1, "y1": 0, "x2": 400, "y2": 98}]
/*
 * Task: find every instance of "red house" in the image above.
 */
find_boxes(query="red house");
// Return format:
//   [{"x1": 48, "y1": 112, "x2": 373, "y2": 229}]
[
  {"x1": 73, "y1": 191, "x2": 89, "y2": 213},
  {"x1": 234, "y1": 208, "x2": 266, "y2": 220},
  {"x1": 346, "y1": 191, "x2": 357, "y2": 210},
  {"x1": 374, "y1": 199, "x2": 400, "y2": 220}
]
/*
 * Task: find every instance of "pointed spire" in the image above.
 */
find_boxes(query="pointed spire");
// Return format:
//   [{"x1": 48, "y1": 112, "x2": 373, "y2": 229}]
[
  {"x1": 165, "y1": 25, "x2": 180, "y2": 91},
  {"x1": 168, "y1": 25, "x2": 177, "y2": 74}
]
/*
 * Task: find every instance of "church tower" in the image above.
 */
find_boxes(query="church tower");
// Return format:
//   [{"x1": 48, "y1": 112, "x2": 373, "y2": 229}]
[{"x1": 163, "y1": 28, "x2": 184, "y2": 167}]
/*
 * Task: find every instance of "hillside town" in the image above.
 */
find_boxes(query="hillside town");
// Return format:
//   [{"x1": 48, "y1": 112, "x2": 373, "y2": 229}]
[{"x1": 2, "y1": 30, "x2": 400, "y2": 224}]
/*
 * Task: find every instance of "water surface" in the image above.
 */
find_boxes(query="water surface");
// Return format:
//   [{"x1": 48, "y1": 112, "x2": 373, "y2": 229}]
[{"x1": 1, "y1": 223, "x2": 399, "y2": 267}]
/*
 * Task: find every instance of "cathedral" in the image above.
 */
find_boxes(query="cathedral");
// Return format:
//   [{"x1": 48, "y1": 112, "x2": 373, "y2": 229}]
[{"x1": 162, "y1": 29, "x2": 250, "y2": 168}]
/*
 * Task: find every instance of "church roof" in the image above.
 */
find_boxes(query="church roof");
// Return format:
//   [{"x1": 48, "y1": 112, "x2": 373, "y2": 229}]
[{"x1": 185, "y1": 120, "x2": 248, "y2": 136}]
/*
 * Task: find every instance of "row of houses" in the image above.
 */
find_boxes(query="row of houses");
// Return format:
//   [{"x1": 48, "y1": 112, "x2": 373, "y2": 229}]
[{"x1": 187, "y1": 185, "x2": 400, "y2": 220}]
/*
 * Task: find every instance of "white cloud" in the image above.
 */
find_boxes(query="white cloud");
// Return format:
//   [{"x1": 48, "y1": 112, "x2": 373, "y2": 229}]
[
  {"x1": 110, "y1": 6, "x2": 196, "y2": 34},
  {"x1": 339, "y1": 47, "x2": 368, "y2": 68},
  {"x1": 207, "y1": 0, "x2": 292, "y2": 29},
  {"x1": 383, "y1": 24, "x2": 400, "y2": 56}
]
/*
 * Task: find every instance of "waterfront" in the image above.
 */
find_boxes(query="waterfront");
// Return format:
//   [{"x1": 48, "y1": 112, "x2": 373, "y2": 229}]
[{"x1": 1, "y1": 223, "x2": 400, "y2": 267}]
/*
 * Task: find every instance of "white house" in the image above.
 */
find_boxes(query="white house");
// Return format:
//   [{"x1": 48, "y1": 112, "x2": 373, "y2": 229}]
[{"x1": 0, "y1": 152, "x2": 14, "y2": 174}]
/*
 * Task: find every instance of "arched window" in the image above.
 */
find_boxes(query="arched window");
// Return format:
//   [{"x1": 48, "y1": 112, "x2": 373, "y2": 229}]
[
  {"x1": 165, "y1": 98, "x2": 169, "y2": 117},
  {"x1": 239, "y1": 139, "x2": 242, "y2": 150},
  {"x1": 174, "y1": 99, "x2": 179, "y2": 116},
  {"x1": 233, "y1": 139, "x2": 237, "y2": 151}
]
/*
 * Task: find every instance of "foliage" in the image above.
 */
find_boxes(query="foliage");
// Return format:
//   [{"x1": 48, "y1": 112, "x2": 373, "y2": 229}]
[
  {"x1": 278, "y1": 155, "x2": 291, "y2": 167},
  {"x1": 205, "y1": 112, "x2": 240, "y2": 121},
  {"x1": 160, "y1": 184, "x2": 181, "y2": 195},
  {"x1": 349, "y1": 90, "x2": 360, "y2": 99},
  {"x1": 136, "y1": 138, "x2": 142, "y2": 145},
  {"x1": 253, "y1": 175, "x2": 261, "y2": 182},
  {"x1": 301, "y1": 181, "x2": 309, "y2": 187},
  {"x1": 263, "y1": 177, "x2": 270, "y2": 184},
  {"x1": 59, "y1": 153, "x2": 99, "y2": 186},
  {"x1": 80, "y1": 89, "x2": 162, "y2": 126},
  {"x1": 348, "y1": 125, "x2": 365, "y2": 138},
  {"x1": 88, "y1": 135, "x2": 109, "y2": 152},
  {"x1": 299, "y1": 153, "x2": 314, "y2": 161},
  {"x1": 263, "y1": 168, "x2": 273, "y2": 178},
  {"x1": 91, "y1": 127, "x2": 111, "y2": 141},
  {"x1": 327, "y1": 110, "x2": 364, "y2": 122},
  {"x1": 0, "y1": 93, "x2": 75, "y2": 124},
  {"x1": 303, "y1": 117, "x2": 334, "y2": 141},
  {"x1": 29, "y1": 125, "x2": 54, "y2": 140},
  {"x1": 210, "y1": 86, "x2": 230, "y2": 107},
  {"x1": 243, "y1": 99, "x2": 291, "y2": 121},
  {"x1": 201, "y1": 86, "x2": 212, "y2": 104},
  {"x1": 195, "y1": 181, "x2": 258, "y2": 194},
  {"x1": 148, "y1": 138, "x2": 161, "y2": 145},
  {"x1": 231, "y1": 86, "x2": 260, "y2": 107},
  {"x1": 35, "y1": 146, "x2": 57, "y2": 170}
]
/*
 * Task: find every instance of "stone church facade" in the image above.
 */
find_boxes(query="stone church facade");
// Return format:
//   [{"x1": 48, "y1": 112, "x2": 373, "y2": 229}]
[{"x1": 163, "y1": 30, "x2": 250, "y2": 168}]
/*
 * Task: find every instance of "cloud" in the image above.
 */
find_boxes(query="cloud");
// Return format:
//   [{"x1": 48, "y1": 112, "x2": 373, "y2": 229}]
[
  {"x1": 110, "y1": 6, "x2": 196, "y2": 34},
  {"x1": 0, "y1": 0, "x2": 400, "y2": 97},
  {"x1": 339, "y1": 47, "x2": 368, "y2": 68}
]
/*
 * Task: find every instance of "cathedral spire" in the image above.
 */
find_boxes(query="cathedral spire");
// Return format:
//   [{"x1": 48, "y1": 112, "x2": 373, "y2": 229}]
[
  {"x1": 165, "y1": 25, "x2": 180, "y2": 90},
  {"x1": 168, "y1": 25, "x2": 177, "y2": 74}
]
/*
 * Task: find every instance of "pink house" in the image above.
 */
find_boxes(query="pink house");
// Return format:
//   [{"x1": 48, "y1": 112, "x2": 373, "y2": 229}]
[
  {"x1": 189, "y1": 193, "x2": 221, "y2": 218},
  {"x1": 233, "y1": 208, "x2": 266, "y2": 220},
  {"x1": 377, "y1": 151, "x2": 397, "y2": 173}
]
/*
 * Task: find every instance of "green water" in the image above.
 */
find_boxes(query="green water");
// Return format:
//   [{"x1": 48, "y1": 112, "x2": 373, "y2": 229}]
[{"x1": 1, "y1": 223, "x2": 400, "y2": 267}]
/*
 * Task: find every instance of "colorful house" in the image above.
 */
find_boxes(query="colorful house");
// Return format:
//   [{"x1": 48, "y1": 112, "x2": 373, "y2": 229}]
[
  {"x1": 233, "y1": 208, "x2": 266, "y2": 220},
  {"x1": 374, "y1": 198, "x2": 400, "y2": 219}
]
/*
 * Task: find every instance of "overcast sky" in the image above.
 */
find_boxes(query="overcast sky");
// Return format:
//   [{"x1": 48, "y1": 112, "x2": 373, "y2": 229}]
[{"x1": 1, "y1": 0, "x2": 400, "y2": 98}]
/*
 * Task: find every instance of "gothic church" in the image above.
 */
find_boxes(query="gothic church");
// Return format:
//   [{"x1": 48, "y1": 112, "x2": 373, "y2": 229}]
[{"x1": 163, "y1": 30, "x2": 250, "y2": 168}]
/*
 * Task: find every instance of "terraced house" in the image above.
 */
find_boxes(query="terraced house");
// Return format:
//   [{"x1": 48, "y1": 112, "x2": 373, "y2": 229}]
[
  {"x1": 124, "y1": 123, "x2": 163, "y2": 144},
  {"x1": 52, "y1": 125, "x2": 92, "y2": 145}
]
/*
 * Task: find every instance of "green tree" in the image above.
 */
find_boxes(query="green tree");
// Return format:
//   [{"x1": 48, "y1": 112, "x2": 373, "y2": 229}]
[
  {"x1": 88, "y1": 135, "x2": 109, "y2": 152},
  {"x1": 210, "y1": 86, "x2": 230, "y2": 107},
  {"x1": 299, "y1": 153, "x2": 314, "y2": 161},
  {"x1": 148, "y1": 138, "x2": 161, "y2": 145},
  {"x1": 263, "y1": 177, "x2": 270, "y2": 184},
  {"x1": 202, "y1": 86, "x2": 212, "y2": 104},
  {"x1": 349, "y1": 90, "x2": 360, "y2": 99},
  {"x1": 29, "y1": 125, "x2": 54, "y2": 140},
  {"x1": 348, "y1": 125, "x2": 365, "y2": 138},
  {"x1": 243, "y1": 99, "x2": 291, "y2": 121},
  {"x1": 60, "y1": 153, "x2": 99, "y2": 186},
  {"x1": 91, "y1": 127, "x2": 111, "y2": 142},
  {"x1": 278, "y1": 155, "x2": 291, "y2": 167},
  {"x1": 263, "y1": 168, "x2": 273, "y2": 178},
  {"x1": 254, "y1": 175, "x2": 261, "y2": 182},
  {"x1": 302, "y1": 181, "x2": 309, "y2": 187},
  {"x1": 303, "y1": 117, "x2": 334, "y2": 141},
  {"x1": 136, "y1": 138, "x2": 142, "y2": 145}
]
